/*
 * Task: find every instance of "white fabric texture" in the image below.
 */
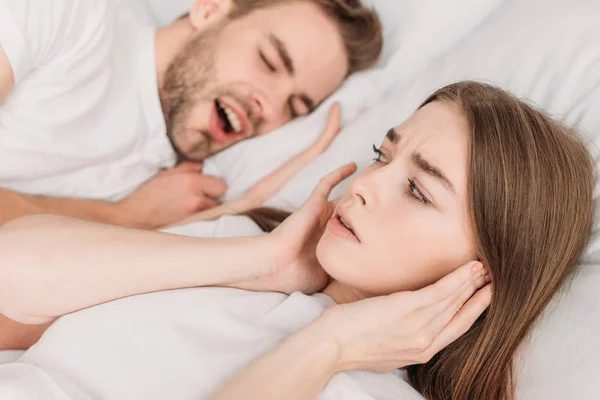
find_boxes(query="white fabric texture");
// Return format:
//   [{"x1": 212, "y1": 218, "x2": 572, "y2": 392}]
[
  {"x1": 0, "y1": 216, "x2": 423, "y2": 400},
  {"x1": 0, "y1": 0, "x2": 176, "y2": 202}
]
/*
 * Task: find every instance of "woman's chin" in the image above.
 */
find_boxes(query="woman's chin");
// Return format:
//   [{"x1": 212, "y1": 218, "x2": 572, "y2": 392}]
[
  {"x1": 317, "y1": 234, "x2": 362, "y2": 290},
  {"x1": 316, "y1": 233, "x2": 340, "y2": 278}
]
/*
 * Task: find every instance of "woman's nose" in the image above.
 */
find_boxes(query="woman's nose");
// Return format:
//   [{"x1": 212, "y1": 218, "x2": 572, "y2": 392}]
[
  {"x1": 349, "y1": 165, "x2": 399, "y2": 209},
  {"x1": 349, "y1": 174, "x2": 371, "y2": 207}
]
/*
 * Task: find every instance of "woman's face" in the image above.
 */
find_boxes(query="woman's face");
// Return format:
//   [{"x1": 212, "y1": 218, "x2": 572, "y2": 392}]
[{"x1": 317, "y1": 101, "x2": 477, "y2": 296}]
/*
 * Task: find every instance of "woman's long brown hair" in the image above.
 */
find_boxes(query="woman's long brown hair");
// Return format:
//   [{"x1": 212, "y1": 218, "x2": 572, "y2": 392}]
[
  {"x1": 406, "y1": 82, "x2": 594, "y2": 399},
  {"x1": 246, "y1": 81, "x2": 594, "y2": 399}
]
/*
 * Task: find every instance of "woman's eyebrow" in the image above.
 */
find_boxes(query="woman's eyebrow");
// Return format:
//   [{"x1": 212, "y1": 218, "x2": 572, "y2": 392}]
[
  {"x1": 412, "y1": 152, "x2": 456, "y2": 195},
  {"x1": 386, "y1": 127, "x2": 455, "y2": 195},
  {"x1": 386, "y1": 128, "x2": 400, "y2": 143}
]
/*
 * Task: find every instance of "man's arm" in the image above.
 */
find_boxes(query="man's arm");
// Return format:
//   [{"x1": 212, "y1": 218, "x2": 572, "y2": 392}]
[
  {"x1": 0, "y1": 161, "x2": 227, "y2": 229},
  {"x1": 0, "y1": 45, "x2": 125, "y2": 227},
  {"x1": 1, "y1": 43, "x2": 126, "y2": 227},
  {"x1": 0, "y1": 43, "x2": 15, "y2": 104},
  {"x1": 0, "y1": 189, "x2": 127, "y2": 227}
]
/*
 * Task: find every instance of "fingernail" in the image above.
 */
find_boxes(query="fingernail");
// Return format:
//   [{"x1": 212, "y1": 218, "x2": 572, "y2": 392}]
[
  {"x1": 471, "y1": 262, "x2": 483, "y2": 274},
  {"x1": 485, "y1": 273, "x2": 492, "y2": 283}
]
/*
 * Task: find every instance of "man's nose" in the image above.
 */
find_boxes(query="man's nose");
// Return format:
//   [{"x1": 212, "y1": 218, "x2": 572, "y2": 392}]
[
  {"x1": 251, "y1": 83, "x2": 293, "y2": 124},
  {"x1": 251, "y1": 94, "x2": 274, "y2": 122}
]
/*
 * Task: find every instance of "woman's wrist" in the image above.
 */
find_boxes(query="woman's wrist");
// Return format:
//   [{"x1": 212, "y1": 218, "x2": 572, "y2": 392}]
[
  {"x1": 300, "y1": 312, "x2": 344, "y2": 373},
  {"x1": 209, "y1": 311, "x2": 341, "y2": 400},
  {"x1": 219, "y1": 235, "x2": 280, "y2": 291}
]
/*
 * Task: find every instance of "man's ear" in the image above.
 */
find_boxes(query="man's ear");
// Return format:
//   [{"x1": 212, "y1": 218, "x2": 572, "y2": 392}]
[{"x1": 188, "y1": 0, "x2": 233, "y2": 31}]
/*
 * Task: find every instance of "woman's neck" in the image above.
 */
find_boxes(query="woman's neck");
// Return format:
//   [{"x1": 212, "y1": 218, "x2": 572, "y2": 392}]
[{"x1": 322, "y1": 281, "x2": 368, "y2": 304}]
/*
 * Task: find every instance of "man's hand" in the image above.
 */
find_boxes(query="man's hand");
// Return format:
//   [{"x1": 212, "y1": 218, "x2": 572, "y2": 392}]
[{"x1": 117, "y1": 162, "x2": 227, "y2": 229}]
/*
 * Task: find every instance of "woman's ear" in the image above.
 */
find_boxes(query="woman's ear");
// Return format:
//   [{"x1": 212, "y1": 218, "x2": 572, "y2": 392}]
[{"x1": 188, "y1": 0, "x2": 234, "y2": 32}]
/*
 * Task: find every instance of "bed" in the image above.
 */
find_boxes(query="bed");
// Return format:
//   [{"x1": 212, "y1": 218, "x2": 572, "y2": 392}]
[{"x1": 2, "y1": 0, "x2": 600, "y2": 398}]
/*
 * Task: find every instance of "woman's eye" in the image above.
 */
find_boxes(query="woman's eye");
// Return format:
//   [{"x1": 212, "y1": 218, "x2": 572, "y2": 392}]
[
  {"x1": 372, "y1": 144, "x2": 388, "y2": 163},
  {"x1": 407, "y1": 179, "x2": 430, "y2": 206},
  {"x1": 259, "y1": 51, "x2": 276, "y2": 72}
]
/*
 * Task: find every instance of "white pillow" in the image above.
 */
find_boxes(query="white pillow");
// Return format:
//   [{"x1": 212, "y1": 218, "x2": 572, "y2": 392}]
[{"x1": 139, "y1": 0, "x2": 192, "y2": 25}]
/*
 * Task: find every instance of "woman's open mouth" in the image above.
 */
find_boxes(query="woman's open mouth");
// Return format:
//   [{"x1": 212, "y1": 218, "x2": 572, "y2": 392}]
[{"x1": 327, "y1": 212, "x2": 361, "y2": 243}]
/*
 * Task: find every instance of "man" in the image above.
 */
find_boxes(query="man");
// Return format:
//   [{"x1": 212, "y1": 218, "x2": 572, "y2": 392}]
[{"x1": 0, "y1": 0, "x2": 382, "y2": 230}]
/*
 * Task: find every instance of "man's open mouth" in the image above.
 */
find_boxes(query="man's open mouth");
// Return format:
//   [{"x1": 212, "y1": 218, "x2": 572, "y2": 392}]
[{"x1": 215, "y1": 99, "x2": 243, "y2": 135}]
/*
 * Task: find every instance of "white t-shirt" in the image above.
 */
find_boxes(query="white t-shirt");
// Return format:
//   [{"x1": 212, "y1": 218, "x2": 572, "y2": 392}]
[{"x1": 0, "y1": 0, "x2": 176, "y2": 201}]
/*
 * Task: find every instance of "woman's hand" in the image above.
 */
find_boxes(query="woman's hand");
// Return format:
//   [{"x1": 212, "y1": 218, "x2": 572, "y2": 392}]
[
  {"x1": 209, "y1": 261, "x2": 491, "y2": 400},
  {"x1": 256, "y1": 163, "x2": 357, "y2": 295},
  {"x1": 316, "y1": 261, "x2": 492, "y2": 373},
  {"x1": 170, "y1": 104, "x2": 344, "y2": 227}
]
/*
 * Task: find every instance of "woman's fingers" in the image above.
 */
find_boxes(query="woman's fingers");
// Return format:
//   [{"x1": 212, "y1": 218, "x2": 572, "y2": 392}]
[
  {"x1": 311, "y1": 103, "x2": 341, "y2": 153},
  {"x1": 413, "y1": 261, "x2": 485, "y2": 308},
  {"x1": 426, "y1": 267, "x2": 489, "y2": 333},
  {"x1": 246, "y1": 104, "x2": 343, "y2": 203},
  {"x1": 310, "y1": 163, "x2": 357, "y2": 201},
  {"x1": 426, "y1": 284, "x2": 492, "y2": 357}
]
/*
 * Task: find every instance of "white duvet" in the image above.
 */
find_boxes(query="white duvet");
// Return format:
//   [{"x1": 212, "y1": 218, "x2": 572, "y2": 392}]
[{"x1": 1, "y1": 0, "x2": 599, "y2": 398}]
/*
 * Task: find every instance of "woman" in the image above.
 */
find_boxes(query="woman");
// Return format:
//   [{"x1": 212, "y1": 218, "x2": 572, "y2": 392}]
[{"x1": 0, "y1": 82, "x2": 593, "y2": 400}]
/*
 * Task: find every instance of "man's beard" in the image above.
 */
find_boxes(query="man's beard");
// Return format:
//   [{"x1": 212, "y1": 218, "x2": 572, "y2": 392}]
[{"x1": 159, "y1": 27, "x2": 218, "y2": 162}]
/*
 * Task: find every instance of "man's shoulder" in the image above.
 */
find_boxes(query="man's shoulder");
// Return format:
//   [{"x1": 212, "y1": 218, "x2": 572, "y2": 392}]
[
  {"x1": 5, "y1": 0, "x2": 112, "y2": 25},
  {"x1": 4, "y1": 0, "x2": 116, "y2": 58},
  {"x1": 0, "y1": 0, "x2": 117, "y2": 86}
]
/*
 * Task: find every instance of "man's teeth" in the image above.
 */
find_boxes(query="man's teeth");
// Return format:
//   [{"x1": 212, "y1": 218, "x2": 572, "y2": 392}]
[{"x1": 223, "y1": 105, "x2": 242, "y2": 133}]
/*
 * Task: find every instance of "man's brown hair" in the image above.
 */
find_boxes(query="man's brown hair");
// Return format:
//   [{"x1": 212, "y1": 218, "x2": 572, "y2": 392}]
[{"x1": 208, "y1": 0, "x2": 383, "y2": 75}]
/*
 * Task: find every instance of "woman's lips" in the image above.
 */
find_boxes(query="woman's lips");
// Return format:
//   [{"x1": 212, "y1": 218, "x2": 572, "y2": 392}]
[{"x1": 326, "y1": 213, "x2": 361, "y2": 243}]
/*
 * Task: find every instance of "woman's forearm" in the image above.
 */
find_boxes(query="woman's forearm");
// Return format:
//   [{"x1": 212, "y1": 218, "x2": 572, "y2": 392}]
[
  {"x1": 0, "y1": 215, "x2": 273, "y2": 324},
  {"x1": 209, "y1": 320, "x2": 340, "y2": 400}
]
